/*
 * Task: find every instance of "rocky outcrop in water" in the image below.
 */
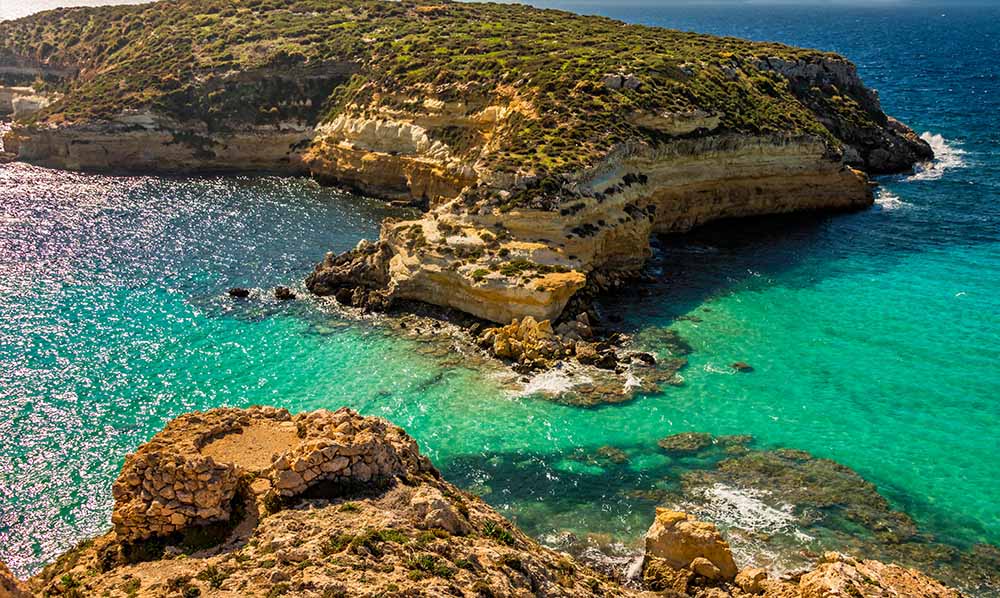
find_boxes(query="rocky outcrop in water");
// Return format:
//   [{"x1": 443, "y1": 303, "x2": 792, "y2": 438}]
[
  {"x1": 2, "y1": 408, "x2": 968, "y2": 598},
  {"x1": 645, "y1": 509, "x2": 739, "y2": 581}
]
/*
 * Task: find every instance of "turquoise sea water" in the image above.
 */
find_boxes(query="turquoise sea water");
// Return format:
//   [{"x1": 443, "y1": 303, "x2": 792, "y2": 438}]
[{"x1": 1, "y1": 3, "x2": 998, "y2": 593}]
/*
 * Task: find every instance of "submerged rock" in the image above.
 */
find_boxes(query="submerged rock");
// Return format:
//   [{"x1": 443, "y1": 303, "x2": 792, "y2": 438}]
[{"x1": 658, "y1": 432, "x2": 715, "y2": 454}]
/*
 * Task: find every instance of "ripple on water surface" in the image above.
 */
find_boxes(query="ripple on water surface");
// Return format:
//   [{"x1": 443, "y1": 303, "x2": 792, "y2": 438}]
[{"x1": 2, "y1": 7, "x2": 1000, "y2": 593}]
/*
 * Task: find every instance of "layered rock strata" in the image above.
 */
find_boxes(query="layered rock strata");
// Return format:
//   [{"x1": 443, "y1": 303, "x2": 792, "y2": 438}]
[{"x1": 0, "y1": 0, "x2": 932, "y2": 326}]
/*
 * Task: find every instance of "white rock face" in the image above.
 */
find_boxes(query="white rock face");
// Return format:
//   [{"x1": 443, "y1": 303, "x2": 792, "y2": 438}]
[{"x1": 321, "y1": 115, "x2": 451, "y2": 160}]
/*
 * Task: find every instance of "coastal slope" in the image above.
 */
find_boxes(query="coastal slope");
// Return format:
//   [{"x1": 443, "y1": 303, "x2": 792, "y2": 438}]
[
  {"x1": 0, "y1": 0, "x2": 932, "y2": 324},
  {"x1": 7, "y1": 406, "x2": 962, "y2": 598}
]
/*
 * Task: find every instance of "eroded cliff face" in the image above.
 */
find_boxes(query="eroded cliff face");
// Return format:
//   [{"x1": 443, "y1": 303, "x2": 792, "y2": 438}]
[
  {"x1": 4, "y1": 117, "x2": 315, "y2": 174},
  {"x1": 303, "y1": 51, "x2": 928, "y2": 324},
  {"x1": 10, "y1": 407, "x2": 963, "y2": 598},
  {"x1": 0, "y1": 0, "x2": 932, "y2": 325},
  {"x1": 306, "y1": 132, "x2": 875, "y2": 323}
]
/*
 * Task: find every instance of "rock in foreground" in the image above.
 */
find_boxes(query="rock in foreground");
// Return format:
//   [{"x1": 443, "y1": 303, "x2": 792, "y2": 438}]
[
  {"x1": 13, "y1": 407, "x2": 966, "y2": 598},
  {"x1": 28, "y1": 407, "x2": 629, "y2": 598}
]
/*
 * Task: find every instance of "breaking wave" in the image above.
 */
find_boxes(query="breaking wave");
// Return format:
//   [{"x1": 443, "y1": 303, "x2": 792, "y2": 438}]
[
  {"x1": 874, "y1": 189, "x2": 911, "y2": 211},
  {"x1": 907, "y1": 132, "x2": 967, "y2": 181},
  {"x1": 683, "y1": 483, "x2": 799, "y2": 535}
]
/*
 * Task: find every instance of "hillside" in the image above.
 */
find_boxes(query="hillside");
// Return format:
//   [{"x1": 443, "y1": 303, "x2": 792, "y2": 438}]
[{"x1": 0, "y1": 0, "x2": 932, "y2": 328}]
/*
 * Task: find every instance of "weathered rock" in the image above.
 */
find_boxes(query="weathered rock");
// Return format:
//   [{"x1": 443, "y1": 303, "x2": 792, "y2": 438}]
[
  {"x1": 410, "y1": 486, "x2": 472, "y2": 535},
  {"x1": 0, "y1": 560, "x2": 30, "y2": 598},
  {"x1": 798, "y1": 553, "x2": 961, "y2": 598},
  {"x1": 273, "y1": 286, "x2": 295, "y2": 301},
  {"x1": 478, "y1": 316, "x2": 571, "y2": 370},
  {"x1": 110, "y1": 406, "x2": 434, "y2": 542},
  {"x1": 736, "y1": 567, "x2": 768, "y2": 594},
  {"x1": 691, "y1": 556, "x2": 723, "y2": 580},
  {"x1": 644, "y1": 508, "x2": 738, "y2": 581},
  {"x1": 305, "y1": 239, "x2": 395, "y2": 311}
]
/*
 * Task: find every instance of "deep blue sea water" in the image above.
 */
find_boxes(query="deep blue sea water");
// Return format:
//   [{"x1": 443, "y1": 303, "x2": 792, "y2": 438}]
[{"x1": 1, "y1": 3, "x2": 998, "y2": 593}]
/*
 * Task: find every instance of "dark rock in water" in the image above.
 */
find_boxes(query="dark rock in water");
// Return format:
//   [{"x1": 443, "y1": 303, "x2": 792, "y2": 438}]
[
  {"x1": 676, "y1": 315, "x2": 702, "y2": 323},
  {"x1": 273, "y1": 286, "x2": 295, "y2": 301},
  {"x1": 629, "y1": 352, "x2": 657, "y2": 366},
  {"x1": 731, "y1": 361, "x2": 754, "y2": 373},
  {"x1": 680, "y1": 448, "x2": 919, "y2": 544},
  {"x1": 642, "y1": 328, "x2": 693, "y2": 356},
  {"x1": 595, "y1": 445, "x2": 629, "y2": 465},
  {"x1": 334, "y1": 287, "x2": 354, "y2": 305},
  {"x1": 575, "y1": 342, "x2": 600, "y2": 365},
  {"x1": 594, "y1": 350, "x2": 619, "y2": 370},
  {"x1": 658, "y1": 432, "x2": 714, "y2": 454},
  {"x1": 307, "y1": 240, "x2": 395, "y2": 312},
  {"x1": 228, "y1": 287, "x2": 250, "y2": 298}
]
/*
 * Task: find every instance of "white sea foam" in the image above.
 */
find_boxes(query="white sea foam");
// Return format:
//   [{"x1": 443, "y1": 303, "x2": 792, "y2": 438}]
[
  {"x1": 907, "y1": 132, "x2": 967, "y2": 181},
  {"x1": 874, "y1": 189, "x2": 910, "y2": 211},
  {"x1": 514, "y1": 368, "x2": 591, "y2": 397},
  {"x1": 691, "y1": 483, "x2": 800, "y2": 536}
]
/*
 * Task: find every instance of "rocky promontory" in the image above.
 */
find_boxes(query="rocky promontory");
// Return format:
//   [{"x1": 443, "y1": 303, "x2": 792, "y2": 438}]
[
  {"x1": 0, "y1": 0, "x2": 931, "y2": 335},
  {"x1": 4, "y1": 407, "x2": 965, "y2": 598}
]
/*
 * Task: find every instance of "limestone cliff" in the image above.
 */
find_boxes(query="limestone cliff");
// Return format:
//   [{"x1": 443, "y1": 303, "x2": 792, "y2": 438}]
[
  {"x1": 7, "y1": 407, "x2": 962, "y2": 598},
  {"x1": 0, "y1": 0, "x2": 933, "y2": 324}
]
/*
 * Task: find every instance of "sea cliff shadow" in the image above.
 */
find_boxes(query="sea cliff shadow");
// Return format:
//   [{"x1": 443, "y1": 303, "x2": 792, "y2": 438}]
[{"x1": 596, "y1": 209, "x2": 882, "y2": 331}]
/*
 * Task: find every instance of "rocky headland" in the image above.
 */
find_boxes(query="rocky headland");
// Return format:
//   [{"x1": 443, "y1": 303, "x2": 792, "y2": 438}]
[
  {"x1": 0, "y1": 1, "x2": 932, "y2": 369},
  {"x1": 1, "y1": 407, "x2": 967, "y2": 598}
]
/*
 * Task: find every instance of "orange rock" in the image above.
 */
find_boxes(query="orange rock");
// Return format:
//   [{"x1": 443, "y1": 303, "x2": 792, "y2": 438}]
[{"x1": 643, "y1": 509, "x2": 738, "y2": 581}]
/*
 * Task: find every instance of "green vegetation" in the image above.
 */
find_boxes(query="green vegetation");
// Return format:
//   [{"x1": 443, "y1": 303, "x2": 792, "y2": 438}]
[
  {"x1": 194, "y1": 565, "x2": 228, "y2": 589},
  {"x1": 0, "y1": 0, "x2": 886, "y2": 208},
  {"x1": 481, "y1": 520, "x2": 516, "y2": 546},
  {"x1": 498, "y1": 259, "x2": 570, "y2": 278},
  {"x1": 406, "y1": 553, "x2": 456, "y2": 579}
]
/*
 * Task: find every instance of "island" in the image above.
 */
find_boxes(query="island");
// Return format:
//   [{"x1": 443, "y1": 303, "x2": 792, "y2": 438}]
[{"x1": 1, "y1": 0, "x2": 930, "y2": 329}]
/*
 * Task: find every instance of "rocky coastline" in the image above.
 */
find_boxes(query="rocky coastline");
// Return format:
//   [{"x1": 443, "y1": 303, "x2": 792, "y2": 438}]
[
  {"x1": 1, "y1": 1, "x2": 932, "y2": 348},
  {"x1": 0, "y1": 3, "x2": 975, "y2": 595},
  {"x1": 0, "y1": 407, "x2": 969, "y2": 597}
]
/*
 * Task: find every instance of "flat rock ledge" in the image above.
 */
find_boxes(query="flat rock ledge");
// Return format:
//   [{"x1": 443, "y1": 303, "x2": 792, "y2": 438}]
[{"x1": 11, "y1": 407, "x2": 966, "y2": 598}]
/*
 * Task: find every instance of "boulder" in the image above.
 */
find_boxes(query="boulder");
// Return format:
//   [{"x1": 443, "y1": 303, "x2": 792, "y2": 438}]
[
  {"x1": 691, "y1": 556, "x2": 722, "y2": 580},
  {"x1": 736, "y1": 567, "x2": 767, "y2": 594},
  {"x1": 799, "y1": 553, "x2": 960, "y2": 598},
  {"x1": 410, "y1": 486, "x2": 471, "y2": 535},
  {"x1": 643, "y1": 509, "x2": 738, "y2": 581},
  {"x1": 478, "y1": 316, "x2": 570, "y2": 370}
]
